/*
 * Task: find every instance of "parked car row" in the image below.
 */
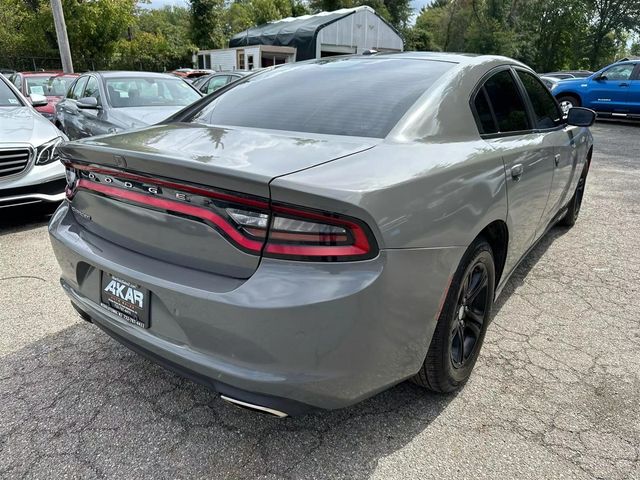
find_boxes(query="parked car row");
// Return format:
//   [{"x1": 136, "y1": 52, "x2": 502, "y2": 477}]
[
  {"x1": 0, "y1": 65, "x2": 253, "y2": 210},
  {"x1": 3, "y1": 69, "x2": 251, "y2": 135}
]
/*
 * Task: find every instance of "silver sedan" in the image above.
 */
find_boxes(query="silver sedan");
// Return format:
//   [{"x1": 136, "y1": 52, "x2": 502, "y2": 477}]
[
  {"x1": 50, "y1": 53, "x2": 594, "y2": 415},
  {"x1": 0, "y1": 74, "x2": 66, "y2": 208}
]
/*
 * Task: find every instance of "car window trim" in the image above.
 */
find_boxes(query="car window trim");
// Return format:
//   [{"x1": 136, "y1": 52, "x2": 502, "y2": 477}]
[
  {"x1": 469, "y1": 65, "x2": 535, "y2": 139},
  {"x1": 66, "y1": 78, "x2": 78, "y2": 99},
  {"x1": 631, "y1": 64, "x2": 640, "y2": 81},
  {"x1": 82, "y1": 74, "x2": 102, "y2": 106},
  {"x1": 470, "y1": 86, "x2": 499, "y2": 135},
  {"x1": 511, "y1": 66, "x2": 566, "y2": 133},
  {"x1": 71, "y1": 76, "x2": 89, "y2": 102}
]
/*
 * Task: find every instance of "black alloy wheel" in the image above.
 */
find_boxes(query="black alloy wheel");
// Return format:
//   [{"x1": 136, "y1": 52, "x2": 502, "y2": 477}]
[
  {"x1": 450, "y1": 262, "x2": 490, "y2": 369},
  {"x1": 413, "y1": 238, "x2": 496, "y2": 393}
]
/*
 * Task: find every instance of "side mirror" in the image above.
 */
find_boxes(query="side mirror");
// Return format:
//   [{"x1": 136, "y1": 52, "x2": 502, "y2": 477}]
[
  {"x1": 567, "y1": 107, "x2": 596, "y2": 127},
  {"x1": 29, "y1": 93, "x2": 48, "y2": 107},
  {"x1": 77, "y1": 97, "x2": 99, "y2": 109}
]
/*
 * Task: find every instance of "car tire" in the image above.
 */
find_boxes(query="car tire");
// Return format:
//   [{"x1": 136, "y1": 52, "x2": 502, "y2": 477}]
[
  {"x1": 559, "y1": 163, "x2": 589, "y2": 227},
  {"x1": 556, "y1": 94, "x2": 581, "y2": 115},
  {"x1": 412, "y1": 237, "x2": 495, "y2": 393}
]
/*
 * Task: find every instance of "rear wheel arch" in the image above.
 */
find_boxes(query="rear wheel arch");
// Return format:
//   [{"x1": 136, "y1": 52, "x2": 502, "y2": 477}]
[
  {"x1": 475, "y1": 220, "x2": 508, "y2": 289},
  {"x1": 555, "y1": 92, "x2": 582, "y2": 107}
]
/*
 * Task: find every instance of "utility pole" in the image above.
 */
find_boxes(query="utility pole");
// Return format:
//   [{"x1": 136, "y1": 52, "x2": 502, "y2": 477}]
[{"x1": 50, "y1": 0, "x2": 74, "y2": 73}]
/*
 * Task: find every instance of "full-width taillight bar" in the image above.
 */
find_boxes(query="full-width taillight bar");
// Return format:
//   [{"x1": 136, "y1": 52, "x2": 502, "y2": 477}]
[{"x1": 64, "y1": 162, "x2": 378, "y2": 262}]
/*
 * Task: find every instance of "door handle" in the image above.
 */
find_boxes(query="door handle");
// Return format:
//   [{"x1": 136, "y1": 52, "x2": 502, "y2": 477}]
[
  {"x1": 619, "y1": 82, "x2": 629, "y2": 87},
  {"x1": 554, "y1": 154, "x2": 560, "y2": 166},
  {"x1": 511, "y1": 164, "x2": 523, "y2": 180}
]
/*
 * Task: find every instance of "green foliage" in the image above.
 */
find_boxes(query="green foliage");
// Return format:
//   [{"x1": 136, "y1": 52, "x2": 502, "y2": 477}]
[
  {"x1": 411, "y1": 0, "x2": 640, "y2": 71},
  {"x1": 2, "y1": 0, "x2": 638, "y2": 73},
  {"x1": 0, "y1": 0, "x2": 50, "y2": 61},
  {"x1": 112, "y1": 6, "x2": 197, "y2": 70},
  {"x1": 190, "y1": 0, "x2": 227, "y2": 49}
]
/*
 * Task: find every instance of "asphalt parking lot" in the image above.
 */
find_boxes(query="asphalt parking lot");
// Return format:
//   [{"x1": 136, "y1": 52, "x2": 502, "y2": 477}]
[{"x1": 1, "y1": 121, "x2": 639, "y2": 479}]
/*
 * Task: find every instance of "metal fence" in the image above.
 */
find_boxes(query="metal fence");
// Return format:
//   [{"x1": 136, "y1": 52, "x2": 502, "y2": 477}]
[{"x1": 1, "y1": 56, "x2": 190, "y2": 73}]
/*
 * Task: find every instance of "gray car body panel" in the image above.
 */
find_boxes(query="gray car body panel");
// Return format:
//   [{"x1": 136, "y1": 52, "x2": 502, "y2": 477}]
[
  {"x1": 50, "y1": 203, "x2": 462, "y2": 409},
  {"x1": 49, "y1": 53, "x2": 593, "y2": 411}
]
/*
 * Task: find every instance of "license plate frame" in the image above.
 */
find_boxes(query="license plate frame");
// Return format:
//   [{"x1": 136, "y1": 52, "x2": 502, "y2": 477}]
[{"x1": 100, "y1": 271, "x2": 150, "y2": 329}]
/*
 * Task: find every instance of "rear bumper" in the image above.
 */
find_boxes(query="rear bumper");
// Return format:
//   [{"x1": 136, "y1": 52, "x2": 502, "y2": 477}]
[{"x1": 49, "y1": 202, "x2": 462, "y2": 412}]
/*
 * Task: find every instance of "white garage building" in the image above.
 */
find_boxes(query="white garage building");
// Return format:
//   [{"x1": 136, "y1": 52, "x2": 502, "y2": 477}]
[{"x1": 196, "y1": 6, "x2": 404, "y2": 71}]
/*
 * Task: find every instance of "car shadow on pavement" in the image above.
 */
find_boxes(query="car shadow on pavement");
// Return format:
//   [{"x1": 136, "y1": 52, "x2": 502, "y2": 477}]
[
  {"x1": 1, "y1": 224, "x2": 569, "y2": 479},
  {"x1": 0, "y1": 320, "x2": 457, "y2": 478},
  {"x1": 492, "y1": 224, "x2": 570, "y2": 315},
  {"x1": 0, "y1": 203, "x2": 58, "y2": 236}
]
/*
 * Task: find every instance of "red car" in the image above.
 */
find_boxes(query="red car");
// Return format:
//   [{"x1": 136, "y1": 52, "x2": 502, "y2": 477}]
[{"x1": 9, "y1": 71, "x2": 78, "y2": 121}]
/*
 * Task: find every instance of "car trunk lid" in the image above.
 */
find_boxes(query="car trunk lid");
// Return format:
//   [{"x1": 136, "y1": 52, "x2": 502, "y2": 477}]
[{"x1": 61, "y1": 123, "x2": 377, "y2": 279}]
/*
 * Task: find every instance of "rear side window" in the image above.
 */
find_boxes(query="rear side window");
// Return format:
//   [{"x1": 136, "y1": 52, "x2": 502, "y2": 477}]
[
  {"x1": 191, "y1": 58, "x2": 454, "y2": 138},
  {"x1": 482, "y1": 70, "x2": 530, "y2": 133},
  {"x1": 206, "y1": 76, "x2": 229, "y2": 94},
  {"x1": 473, "y1": 88, "x2": 497, "y2": 134},
  {"x1": 516, "y1": 70, "x2": 562, "y2": 129}
]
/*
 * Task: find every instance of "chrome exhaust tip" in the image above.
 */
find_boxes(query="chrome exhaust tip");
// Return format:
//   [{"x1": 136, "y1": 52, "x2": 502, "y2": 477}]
[{"x1": 220, "y1": 395, "x2": 289, "y2": 418}]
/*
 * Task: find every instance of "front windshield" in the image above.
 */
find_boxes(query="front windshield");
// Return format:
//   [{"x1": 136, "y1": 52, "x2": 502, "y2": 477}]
[
  {"x1": 24, "y1": 75, "x2": 53, "y2": 96},
  {"x1": 0, "y1": 78, "x2": 22, "y2": 107},
  {"x1": 48, "y1": 75, "x2": 76, "y2": 96},
  {"x1": 105, "y1": 77, "x2": 200, "y2": 108}
]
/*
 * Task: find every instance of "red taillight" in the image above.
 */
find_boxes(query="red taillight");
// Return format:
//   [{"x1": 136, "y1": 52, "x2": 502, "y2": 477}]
[
  {"x1": 227, "y1": 203, "x2": 377, "y2": 261},
  {"x1": 65, "y1": 163, "x2": 378, "y2": 262}
]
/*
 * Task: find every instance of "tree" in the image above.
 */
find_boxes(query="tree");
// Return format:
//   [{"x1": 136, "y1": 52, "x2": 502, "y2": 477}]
[
  {"x1": 584, "y1": 0, "x2": 640, "y2": 69},
  {"x1": 190, "y1": 0, "x2": 227, "y2": 49},
  {"x1": 34, "y1": 0, "x2": 137, "y2": 69},
  {"x1": 112, "y1": 6, "x2": 197, "y2": 70},
  {"x1": 0, "y1": 0, "x2": 50, "y2": 64},
  {"x1": 407, "y1": 0, "x2": 639, "y2": 71}
]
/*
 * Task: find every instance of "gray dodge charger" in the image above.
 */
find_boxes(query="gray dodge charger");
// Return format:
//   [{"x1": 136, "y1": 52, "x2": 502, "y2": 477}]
[{"x1": 49, "y1": 53, "x2": 594, "y2": 416}]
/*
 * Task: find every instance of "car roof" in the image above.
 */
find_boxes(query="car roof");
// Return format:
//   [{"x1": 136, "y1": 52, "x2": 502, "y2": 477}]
[
  {"x1": 337, "y1": 52, "x2": 528, "y2": 71},
  {"x1": 19, "y1": 71, "x2": 62, "y2": 76},
  {"x1": 91, "y1": 71, "x2": 181, "y2": 79},
  {"x1": 210, "y1": 71, "x2": 250, "y2": 76}
]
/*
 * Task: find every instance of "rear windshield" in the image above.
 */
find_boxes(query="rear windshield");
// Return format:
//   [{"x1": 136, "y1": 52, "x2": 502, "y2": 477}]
[
  {"x1": 48, "y1": 75, "x2": 76, "y2": 96},
  {"x1": 0, "y1": 78, "x2": 21, "y2": 107},
  {"x1": 191, "y1": 58, "x2": 454, "y2": 138},
  {"x1": 106, "y1": 77, "x2": 201, "y2": 108}
]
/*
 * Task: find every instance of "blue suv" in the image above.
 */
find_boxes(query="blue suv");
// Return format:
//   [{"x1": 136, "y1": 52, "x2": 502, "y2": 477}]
[{"x1": 552, "y1": 60, "x2": 640, "y2": 118}]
